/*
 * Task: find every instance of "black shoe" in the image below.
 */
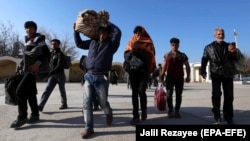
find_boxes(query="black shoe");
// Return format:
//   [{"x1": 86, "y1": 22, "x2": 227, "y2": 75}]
[
  {"x1": 59, "y1": 105, "x2": 68, "y2": 110},
  {"x1": 38, "y1": 106, "x2": 43, "y2": 112},
  {"x1": 175, "y1": 112, "x2": 181, "y2": 118},
  {"x1": 215, "y1": 118, "x2": 223, "y2": 125},
  {"x1": 10, "y1": 119, "x2": 27, "y2": 128},
  {"x1": 130, "y1": 117, "x2": 140, "y2": 126},
  {"x1": 226, "y1": 120, "x2": 235, "y2": 125},
  {"x1": 212, "y1": 108, "x2": 221, "y2": 119},
  {"x1": 81, "y1": 129, "x2": 94, "y2": 139},
  {"x1": 141, "y1": 112, "x2": 147, "y2": 120},
  {"x1": 106, "y1": 114, "x2": 113, "y2": 125},
  {"x1": 167, "y1": 111, "x2": 175, "y2": 118},
  {"x1": 27, "y1": 115, "x2": 39, "y2": 123}
]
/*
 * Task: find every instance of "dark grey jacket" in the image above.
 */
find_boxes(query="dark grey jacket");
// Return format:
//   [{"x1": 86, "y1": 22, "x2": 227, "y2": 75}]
[
  {"x1": 200, "y1": 41, "x2": 241, "y2": 78},
  {"x1": 21, "y1": 33, "x2": 50, "y2": 73},
  {"x1": 49, "y1": 48, "x2": 65, "y2": 75}
]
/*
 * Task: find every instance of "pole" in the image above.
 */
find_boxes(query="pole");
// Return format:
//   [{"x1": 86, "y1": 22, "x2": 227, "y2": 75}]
[
  {"x1": 234, "y1": 29, "x2": 238, "y2": 48},
  {"x1": 233, "y1": 29, "x2": 241, "y2": 80}
]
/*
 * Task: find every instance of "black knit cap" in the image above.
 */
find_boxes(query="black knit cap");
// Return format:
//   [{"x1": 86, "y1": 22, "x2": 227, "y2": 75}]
[{"x1": 24, "y1": 21, "x2": 37, "y2": 31}]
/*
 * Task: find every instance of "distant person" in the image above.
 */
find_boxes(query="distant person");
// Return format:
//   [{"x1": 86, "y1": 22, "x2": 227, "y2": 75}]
[
  {"x1": 124, "y1": 25, "x2": 156, "y2": 125},
  {"x1": 73, "y1": 22, "x2": 121, "y2": 139},
  {"x1": 126, "y1": 74, "x2": 131, "y2": 89},
  {"x1": 38, "y1": 39, "x2": 68, "y2": 112},
  {"x1": 10, "y1": 21, "x2": 50, "y2": 128},
  {"x1": 200, "y1": 28, "x2": 243, "y2": 125},
  {"x1": 110, "y1": 69, "x2": 118, "y2": 85},
  {"x1": 152, "y1": 64, "x2": 162, "y2": 87},
  {"x1": 160, "y1": 37, "x2": 190, "y2": 118}
]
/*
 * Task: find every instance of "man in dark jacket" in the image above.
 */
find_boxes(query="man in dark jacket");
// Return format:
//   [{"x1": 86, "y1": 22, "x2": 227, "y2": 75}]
[
  {"x1": 73, "y1": 22, "x2": 121, "y2": 139},
  {"x1": 200, "y1": 28, "x2": 242, "y2": 125},
  {"x1": 38, "y1": 39, "x2": 68, "y2": 112},
  {"x1": 10, "y1": 21, "x2": 50, "y2": 128}
]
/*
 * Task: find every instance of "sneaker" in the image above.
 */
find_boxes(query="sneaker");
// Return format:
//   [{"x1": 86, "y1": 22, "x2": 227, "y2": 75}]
[
  {"x1": 175, "y1": 112, "x2": 181, "y2": 118},
  {"x1": 10, "y1": 119, "x2": 27, "y2": 128},
  {"x1": 167, "y1": 112, "x2": 175, "y2": 118},
  {"x1": 27, "y1": 115, "x2": 39, "y2": 123},
  {"x1": 81, "y1": 129, "x2": 94, "y2": 139},
  {"x1": 141, "y1": 112, "x2": 147, "y2": 120},
  {"x1": 130, "y1": 117, "x2": 140, "y2": 126},
  {"x1": 38, "y1": 106, "x2": 43, "y2": 112},
  {"x1": 106, "y1": 114, "x2": 113, "y2": 125},
  {"x1": 59, "y1": 105, "x2": 68, "y2": 110}
]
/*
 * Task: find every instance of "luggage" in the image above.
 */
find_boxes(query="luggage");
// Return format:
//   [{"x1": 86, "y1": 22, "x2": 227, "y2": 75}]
[
  {"x1": 5, "y1": 70, "x2": 24, "y2": 106},
  {"x1": 154, "y1": 84, "x2": 167, "y2": 111}
]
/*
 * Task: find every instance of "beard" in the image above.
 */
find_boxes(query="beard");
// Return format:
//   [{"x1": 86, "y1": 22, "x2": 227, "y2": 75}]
[{"x1": 215, "y1": 38, "x2": 224, "y2": 43}]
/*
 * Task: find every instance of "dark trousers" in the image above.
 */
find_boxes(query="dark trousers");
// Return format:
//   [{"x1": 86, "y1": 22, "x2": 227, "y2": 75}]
[
  {"x1": 93, "y1": 93, "x2": 99, "y2": 108},
  {"x1": 129, "y1": 71, "x2": 148, "y2": 118},
  {"x1": 165, "y1": 77, "x2": 184, "y2": 113},
  {"x1": 39, "y1": 71, "x2": 67, "y2": 107},
  {"x1": 16, "y1": 72, "x2": 38, "y2": 120},
  {"x1": 211, "y1": 74, "x2": 234, "y2": 121}
]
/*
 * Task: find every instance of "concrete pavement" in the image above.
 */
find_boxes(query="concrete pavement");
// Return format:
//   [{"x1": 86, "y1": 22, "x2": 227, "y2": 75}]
[{"x1": 0, "y1": 82, "x2": 249, "y2": 141}]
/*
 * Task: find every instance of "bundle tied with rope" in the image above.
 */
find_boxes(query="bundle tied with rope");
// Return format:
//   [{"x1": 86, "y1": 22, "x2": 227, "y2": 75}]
[{"x1": 75, "y1": 9, "x2": 110, "y2": 39}]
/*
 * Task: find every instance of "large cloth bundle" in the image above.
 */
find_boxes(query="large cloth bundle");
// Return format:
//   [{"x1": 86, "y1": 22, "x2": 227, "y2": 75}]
[{"x1": 75, "y1": 9, "x2": 109, "y2": 39}]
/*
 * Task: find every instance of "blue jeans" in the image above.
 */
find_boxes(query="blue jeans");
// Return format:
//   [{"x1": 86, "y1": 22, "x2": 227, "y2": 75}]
[{"x1": 82, "y1": 73, "x2": 112, "y2": 130}]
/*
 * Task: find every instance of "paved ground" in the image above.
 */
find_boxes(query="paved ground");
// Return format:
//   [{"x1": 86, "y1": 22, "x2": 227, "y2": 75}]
[{"x1": 0, "y1": 82, "x2": 249, "y2": 141}]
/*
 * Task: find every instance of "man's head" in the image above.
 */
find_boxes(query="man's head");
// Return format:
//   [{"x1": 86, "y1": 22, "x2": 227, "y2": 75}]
[
  {"x1": 170, "y1": 37, "x2": 180, "y2": 52},
  {"x1": 133, "y1": 26, "x2": 143, "y2": 40},
  {"x1": 214, "y1": 28, "x2": 225, "y2": 43},
  {"x1": 98, "y1": 25, "x2": 112, "y2": 41},
  {"x1": 24, "y1": 21, "x2": 37, "y2": 36},
  {"x1": 51, "y1": 39, "x2": 61, "y2": 50},
  {"x1": 170, "y1": 37, "x2": 180, "y2": 44}
]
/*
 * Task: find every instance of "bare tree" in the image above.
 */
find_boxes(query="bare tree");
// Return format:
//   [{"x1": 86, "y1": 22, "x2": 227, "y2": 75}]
[
  {"x1": 39, "y1": 28, "x2": 79, "y2": 60},
  {"x1": 0, "y1": 22, "x2": 23, "y2": 58},
  {"x1": 11, "y1": 35, "x2": 24, "y2": 58},
  {"x1": 243, "y1": 53, "x2": 250, "y2": 74}
]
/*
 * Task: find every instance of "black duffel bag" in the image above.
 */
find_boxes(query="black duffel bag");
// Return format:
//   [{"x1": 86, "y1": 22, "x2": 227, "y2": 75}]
[{"x1": 5, "y1": 70, "x2": 24, "y2": 106}]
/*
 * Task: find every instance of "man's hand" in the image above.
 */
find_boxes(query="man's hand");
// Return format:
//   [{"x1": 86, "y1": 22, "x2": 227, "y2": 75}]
[
  {"x1": 30, "y1": 63, "x2": 40, "y2": 73},
  {"x1": 73, "y1": 23, "x2": 76, "y2": 30},
  {"x1": 228, "y1": 42, "x2": 237, "y2": 53},
  {"x1": 185, "y1": 77, "x2": 190, "y2": 83},
  {"x1": 18, "y1": 64, "x2": 23, "y2": 71},
  {"x1": 159, "y1": 74, "x2": 165, "y2": 82},
  {"x1": 201, "y1": 73, "x2": 207, "y2": 79}
]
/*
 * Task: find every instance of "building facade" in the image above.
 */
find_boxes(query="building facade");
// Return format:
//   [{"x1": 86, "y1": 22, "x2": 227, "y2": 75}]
[{"x1": 0, "y1": 56, "x2": 209, "y2": 83}]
